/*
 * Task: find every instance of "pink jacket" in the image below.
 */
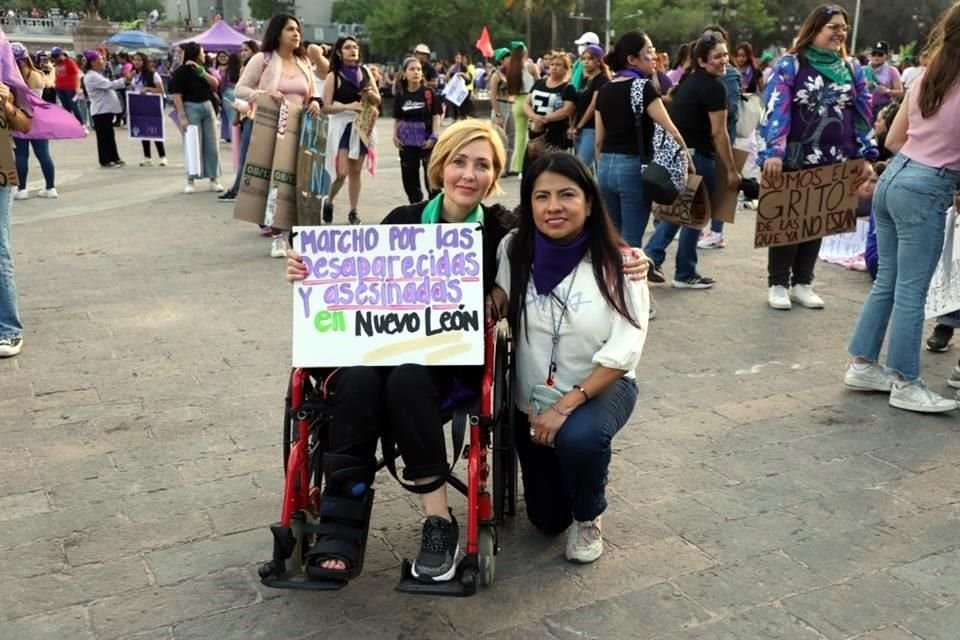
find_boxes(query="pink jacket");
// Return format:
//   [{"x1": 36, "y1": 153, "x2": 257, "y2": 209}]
[{"x1": 235, "y1": 51, "x2": 317, "y2": 103}]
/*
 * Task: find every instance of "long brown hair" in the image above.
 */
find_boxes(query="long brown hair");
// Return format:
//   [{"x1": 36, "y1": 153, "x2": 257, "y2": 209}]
[
  {"x1": 918, "y1": 1, "x2": 960, "y2": 118},
  {"x1": 506, "y1": 46, "x2": 526, "y2": 95},
  {"x1": 789, "y1": 4, "x2": 850, "y2": 60}
]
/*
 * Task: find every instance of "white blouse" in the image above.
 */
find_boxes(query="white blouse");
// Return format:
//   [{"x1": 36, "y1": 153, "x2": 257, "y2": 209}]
[{"x1": 496, "y1": 232, "x2": 650, "y2": 412}]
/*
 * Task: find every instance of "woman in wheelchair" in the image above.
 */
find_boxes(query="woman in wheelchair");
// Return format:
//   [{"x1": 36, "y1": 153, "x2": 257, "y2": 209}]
[
  {"x1": 286, "y1": 119, "x2": 513, "y2": 584},
  {"x1": 496, "y1": 152, "x2": 649, "y2": 563}
]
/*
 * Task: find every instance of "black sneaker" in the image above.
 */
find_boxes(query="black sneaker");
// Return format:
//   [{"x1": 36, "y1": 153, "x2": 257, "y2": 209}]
[
  {"x1": 411, "y1": 513, "x2": 459, "y2": 582},
  {"x1": 647, "y1": 260, "x2": 666, "y2": 284},
  {"x1": 217, "y1": 190, "x2": 237, "y2": 203},
  {"x1": 672, "y1": 275, "x2": 716, "y2": 289},
  {"x1": 348, "y1": 210, "x2": 361, "y2": 225},
  {"x1": 927, "y1": 324, "x2": 954, "y2": 352},
  {"x1": 322, "y1": 201, "x2": 334, "y2": 223}
]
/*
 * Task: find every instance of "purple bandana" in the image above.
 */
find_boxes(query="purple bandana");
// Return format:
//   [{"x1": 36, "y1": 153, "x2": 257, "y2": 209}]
[
  {"x1": 532, "y1": 229, "x2": 589, "y2": 295},
  {"x1": 340, "y1": 63, "x2": 362, "y2": 88},
  {"x1": 0, "y1": 27, "x2": 85, "y2": 140},
  {"x1": 613, "y1": 68, "x2": 644, "y2": 81}
]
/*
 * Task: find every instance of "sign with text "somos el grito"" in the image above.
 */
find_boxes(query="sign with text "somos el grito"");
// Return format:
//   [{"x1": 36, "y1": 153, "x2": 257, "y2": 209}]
[
  {"x1": 754, "y1": 160, "x2": 864, "y2": 249},
  {"x1": 291, "y1": 224, "x2": 485, "y2": 368}
]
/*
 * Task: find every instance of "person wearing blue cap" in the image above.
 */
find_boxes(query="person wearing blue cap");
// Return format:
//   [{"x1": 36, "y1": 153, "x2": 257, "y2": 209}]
[{"x1": 51, "y1": 46, "x2": 83, "y2": 124}]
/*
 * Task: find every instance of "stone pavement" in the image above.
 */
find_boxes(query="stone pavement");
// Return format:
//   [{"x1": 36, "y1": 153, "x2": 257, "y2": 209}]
[{"x1": 3, "y1": 120, "x2": 960, "y2": 640}]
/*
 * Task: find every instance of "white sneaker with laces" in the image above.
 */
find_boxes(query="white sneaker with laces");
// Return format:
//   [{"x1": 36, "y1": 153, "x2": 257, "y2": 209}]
[
  {"x1": 139, "y1": 159, "x2": 154, "y2": 166},
  {"x1": 0, "y1": 335, "x2": 22, "y2": 357},
  {"x1": 210, "y1": 180, "x2": 225, "y2": 193},
  {"x1": 790, "y1": 284, "x2": 825, "y2": 309},
  {"x1": 270, "y1": 235, "x2": 286, "y2": 258},
  {"x1": 38, "y1": 188, "x2": 58, "y2": 198},
  {"x1": 768, "y1": 285, "x2": 791, "y2": 310},
  {"x1": 159, "y1": 157, "x2": 168, "y2": 166},
  {"x1": 183, "y1": 181, "x2": 195, "y2": 194},
  {"x1": 566, "y1": 517, "x2": 603, "y2": 564},
  {"x1": 844, "y1": 363, "x2": 892, "y2": 392},
  {"x1": 13, "y1": 190, "x2": 28, "y2": 200},
  {"x1": 889, "y1": 380, "x2": 958, "y2": 413}
]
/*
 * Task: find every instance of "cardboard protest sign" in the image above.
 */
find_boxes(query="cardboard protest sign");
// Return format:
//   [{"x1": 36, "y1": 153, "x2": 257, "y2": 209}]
[
  {"x1": 263, "y1": 100, "x2": 303, "y2": 230},
  {"x1": 0, "y1": 115, "x2": 18, "y2": 188},
  {"x1": 926, "y1": 207, "x2": 960, "y2": 319},
  {"x1": 296, "y1": 112, "x2": 330, "y2": 227},
  {"x1": 754, "y1": 159, "x2": 863, "y2": 249},
  {"x1": 291, "y1": 224, "x2": 485, "y2": 368},
  {"x1": 127, "y1": 93, "x2": 165, "y2": 141},
  {"x1": 711, "y1": 148, "x2": 749, "y2": 224},
  {"x1": 652, "y1": 174, "x2": 710, "y2": 229},
  {"x1": 234, "y1": 95, "x2": 280, "y2": 226}
]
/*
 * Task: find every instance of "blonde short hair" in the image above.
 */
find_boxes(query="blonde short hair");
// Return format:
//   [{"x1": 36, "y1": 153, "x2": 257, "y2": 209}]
[{"x1": 427, "y1": 119, "x2": 506, "y2": 197}]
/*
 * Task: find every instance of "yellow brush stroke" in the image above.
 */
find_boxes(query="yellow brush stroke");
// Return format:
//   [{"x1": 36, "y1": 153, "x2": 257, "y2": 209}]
[
  {"x1": 425, "y1": 341, "x2": 473, "y2": 364},
  {"x1": 362, "y1": 333, "x2": 463, "y2": 364}
]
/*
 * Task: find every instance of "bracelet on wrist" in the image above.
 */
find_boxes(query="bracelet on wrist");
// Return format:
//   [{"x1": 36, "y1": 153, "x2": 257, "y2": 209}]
[
  {"x1": 549, "y1": 403, "x2": 573, "y2": 417},
  {"x1": 573, "y1": 384, "x2": 590, "y2": 401}
]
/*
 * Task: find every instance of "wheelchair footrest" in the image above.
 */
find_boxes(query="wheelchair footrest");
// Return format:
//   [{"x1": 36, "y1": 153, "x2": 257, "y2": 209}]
[
  {"x1": 257, "y1": 520, "x2": 351, "y2": 591},
  {"x1": 395, "y1": 555, "x2": 479, "y2": 597},
  {"x1": 259, "y1": 567, "x2": 349, "y2": 591}
]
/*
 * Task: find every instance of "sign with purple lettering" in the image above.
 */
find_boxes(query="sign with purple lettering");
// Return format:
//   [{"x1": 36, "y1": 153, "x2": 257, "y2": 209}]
[
  {"x1": 292, "y1": 224, "x2": 485, "y2": 367},
  {"x1": 127, "y1": 93, "x2": 165, "y2": 141}
]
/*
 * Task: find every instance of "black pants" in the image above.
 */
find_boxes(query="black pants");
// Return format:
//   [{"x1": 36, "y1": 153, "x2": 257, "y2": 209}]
[
  {"x1": 399, "y1": 146, "x2": 433, "y2": 204},
  {"x1": 324, "y1": 365, "x2": 449, "y2": 480},
  {"x1": 92, "y1": 113, "x2": 120, "y2": 166},
  {"x1": 768, "y1": 238, "x2": 823, "y2": 287},
  {"x1": 142, "y1": 140, "x2": 166, "y2": 159}
]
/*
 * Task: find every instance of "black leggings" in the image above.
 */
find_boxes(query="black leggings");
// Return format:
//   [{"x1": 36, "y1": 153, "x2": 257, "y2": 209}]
[
  {"x1": 142, "y1": 140, "x2": 166, "y2": 159},
  {"x1": 92, "y1": 113, "x2": 120, "y2": 166},
  {"x1": 324, "y1": 365, "x2": 449, "y2": 480},
  {"x1": 399, "y1": 146, "x2": 432, "y2": 204},
  {"x1": 768, "y1": 238, "x2": 823, "y2": 288}
]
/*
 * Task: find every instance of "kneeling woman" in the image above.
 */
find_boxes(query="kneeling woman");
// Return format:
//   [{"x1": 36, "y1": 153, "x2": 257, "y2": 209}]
[
  {"x1": 286, "y1": 120, "x2": 511, "y2": 583},
  {"x1": 497, "y1": 153, "x2": 649, "y2": 563}
]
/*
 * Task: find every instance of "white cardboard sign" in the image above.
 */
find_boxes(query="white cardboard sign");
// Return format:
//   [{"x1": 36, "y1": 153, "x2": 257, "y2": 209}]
[{"x1": 291, "y1": 224, "x2": 485, "y2": 367}]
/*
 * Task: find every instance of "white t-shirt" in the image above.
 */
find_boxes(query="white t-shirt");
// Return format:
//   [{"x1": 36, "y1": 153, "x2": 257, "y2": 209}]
[
  {"x1": 901, "y1": 65, "x2": 923, "y2": 90},
  {"x1": 496, "y1": 232, "x2": 650, "y2": 412}
]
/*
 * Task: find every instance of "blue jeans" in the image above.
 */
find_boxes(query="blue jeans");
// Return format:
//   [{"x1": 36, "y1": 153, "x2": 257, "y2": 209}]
[
  {"x1": 219, "y1": 86, "x2": 235, "y2": 142},
  {"x1": 575, "y1": 128, "x2": 597, "y2": 171},
  {"x1": 645, "y1": 151, "x2": 717, "y2": 280},
  {"x1": 598, "y1": 153, "x2": 650, "y2": 247},
  {"x1": 514, "y1": 377, "x2": 638, "y2": 533},
  {"x1": 0, "y1": 187, "x2": 21, "y2": 339},
  {"x1": 13, "y1": 138, "x2": 55, "y2": 190},
  {"x1": 56, "y1": 89, "x2": 83, "y2": 124},
  {"x1": 229, "y1": 118, "x2": 253, "y2": 193},
  {"x1": 183, "y1": 100, "x2": 220, "y2": 179},
  {"x1": 847, "y1": 154, "x2": 960, "y2": 381}
]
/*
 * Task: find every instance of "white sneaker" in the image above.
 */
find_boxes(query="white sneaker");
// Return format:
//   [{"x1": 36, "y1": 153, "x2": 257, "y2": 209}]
[
  {"x1": 139, "y1": 159, "x2": 154, "y2": 166},
  {"x1": 210, "y1": 180, "x2": 225, "y2": 193},
  {"x1": 183, "y1": 182, "x2": 195, "y2": 194},
  {"x1": 38, "y1": 188, "x2": 58, "y2": 198},
  {"x1": 159, "y1": 157, "x2": 168, "y2": 166},
  {"x1": 0, "y1": 335, "x2": 22, "y2": 357},
  {"x1": 790, "y1": 284, "x2": 825, "y2": 309},
  {"x1": 768, "y1": 285, "x2": 792, "y2": 310},
  {"x1": 566, "y1": 517, "x2": 603, "y2": 564},
  {"x1": 13, "y1": 190, "x2": 28, "y2": 200},
  {"x1": 889, "y1": 380, "x2": 958, "y2": 413},
  {"x1": 697, "y1": 231, "x2": 726, "y2": 249},
  {"x1": 270, "y1": 235, "x2": 286, "y2": 258},
  {"x1": 844, "y1": 363, "x2": 893, "y2": 392}
]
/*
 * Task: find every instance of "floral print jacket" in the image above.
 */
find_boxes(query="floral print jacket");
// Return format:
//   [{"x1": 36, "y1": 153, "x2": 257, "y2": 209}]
[{"x1": 757, "y1": 53, "x2": 878, "y2": 168}]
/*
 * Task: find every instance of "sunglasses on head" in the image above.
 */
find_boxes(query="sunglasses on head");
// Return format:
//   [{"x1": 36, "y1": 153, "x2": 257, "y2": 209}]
[{"x1": 822, "y1": 5, "x2": 842, "y2": 16}]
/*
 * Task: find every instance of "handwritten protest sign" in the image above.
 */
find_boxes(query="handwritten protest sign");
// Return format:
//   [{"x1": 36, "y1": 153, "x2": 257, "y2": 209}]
[
  {"x1": 0, "y1": 113, "x2": 17, "y2": 188},
  {"x1": 292, "y1": 224, "x2": 485, "y2": 367},
  {"x1": 443, "y1": 74, "x2": 469, "y2": 107},
  {"x1": 926, "y1": 207, "x2": 960, "y2": 319},
  {"x1": 754, "y1": 159, "x2": 863, "y2": 248},
  {"x1": 651, "y1": 174, "x2": 710, "y2": 229},
  {"x1": 127, "y1": 93, "x2": 165, "y2": 141},
  {"x1": 711, "y1": 148, "x2": 749, "y2": 224}
]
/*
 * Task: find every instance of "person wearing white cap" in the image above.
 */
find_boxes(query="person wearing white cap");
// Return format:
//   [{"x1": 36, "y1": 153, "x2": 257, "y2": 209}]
[
  {"x1": 571, "y1": 32, "x2": 601, "y2": 91},
  {"x1": 412, "y1": 44, "x2": 438, "y2": 89}
]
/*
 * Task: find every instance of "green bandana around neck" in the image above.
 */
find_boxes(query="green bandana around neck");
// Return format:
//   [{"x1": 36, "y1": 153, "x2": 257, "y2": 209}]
[
  {"x1": 805, "y1": 46, "x2": 852, "y2": 85},
  {"x1": 420, "y1": 192, "x2": 485, "y2": 225}
]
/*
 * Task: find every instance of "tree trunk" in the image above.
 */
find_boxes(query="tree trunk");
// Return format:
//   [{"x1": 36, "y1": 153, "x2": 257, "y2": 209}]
[{"x1": 550, "y1": 10, "x2": 558, "y2": 49}]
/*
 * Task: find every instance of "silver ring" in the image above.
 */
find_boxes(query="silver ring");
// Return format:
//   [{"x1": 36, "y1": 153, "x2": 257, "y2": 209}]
[{"x1": 529, "y1": 427, "x2": 536, "y2": 437}]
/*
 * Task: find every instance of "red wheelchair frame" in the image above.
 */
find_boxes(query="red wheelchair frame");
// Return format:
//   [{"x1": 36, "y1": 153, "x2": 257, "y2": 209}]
[{"x1": 258, "y1": 320, "x2": 516, "y2": 596}]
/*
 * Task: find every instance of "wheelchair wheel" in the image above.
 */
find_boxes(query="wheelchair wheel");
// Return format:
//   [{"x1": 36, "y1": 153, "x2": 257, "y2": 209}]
[
  {"x1": 492, "y1": 322, "x2": 516, "y2": 523},
  {"x1": 283, "y1": 370, "x2": 295, "y2": 473},
  {"x1": 478, "y1": 525, "x2": 496, "y2": 587}
]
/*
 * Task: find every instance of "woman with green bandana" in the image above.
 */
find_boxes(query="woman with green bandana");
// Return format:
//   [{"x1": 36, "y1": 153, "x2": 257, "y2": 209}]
[
  {"x1": 504, "y1": 41, "x2": 540, "y2": 176},
  {"x1": 757, "y1": 4, "x2": 876, "y2": 311}
]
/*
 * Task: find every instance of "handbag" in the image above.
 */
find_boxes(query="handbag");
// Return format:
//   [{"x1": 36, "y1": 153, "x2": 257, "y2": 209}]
[{"x1": 629, "y1": 78, "x2": 687, "y2": 205}]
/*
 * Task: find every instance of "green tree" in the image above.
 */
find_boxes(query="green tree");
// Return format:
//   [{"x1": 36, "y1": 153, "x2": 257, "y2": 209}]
[
  {"x1": 331, "y1": 0, "x2": 384, "y2": 25},
  {"x1": 100, "y1": 0, "x2": 163, "y2": 22},
  {"x1": 612, "y1": 0, "x2": 775, "y2": 52},
  {"x1": 247, "y1": 0, "x2": 287, "y2": 20}
]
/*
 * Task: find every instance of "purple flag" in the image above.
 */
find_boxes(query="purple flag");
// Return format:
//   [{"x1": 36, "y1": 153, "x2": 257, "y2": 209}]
[{"x1": 0, "y1": 27, "x2": 86, "y2": 140}]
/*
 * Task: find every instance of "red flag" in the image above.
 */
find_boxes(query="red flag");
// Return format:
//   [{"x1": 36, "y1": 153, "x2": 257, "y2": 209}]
[{"x1": 475, "y1": 26, "x2": 494, "y2": 58}]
